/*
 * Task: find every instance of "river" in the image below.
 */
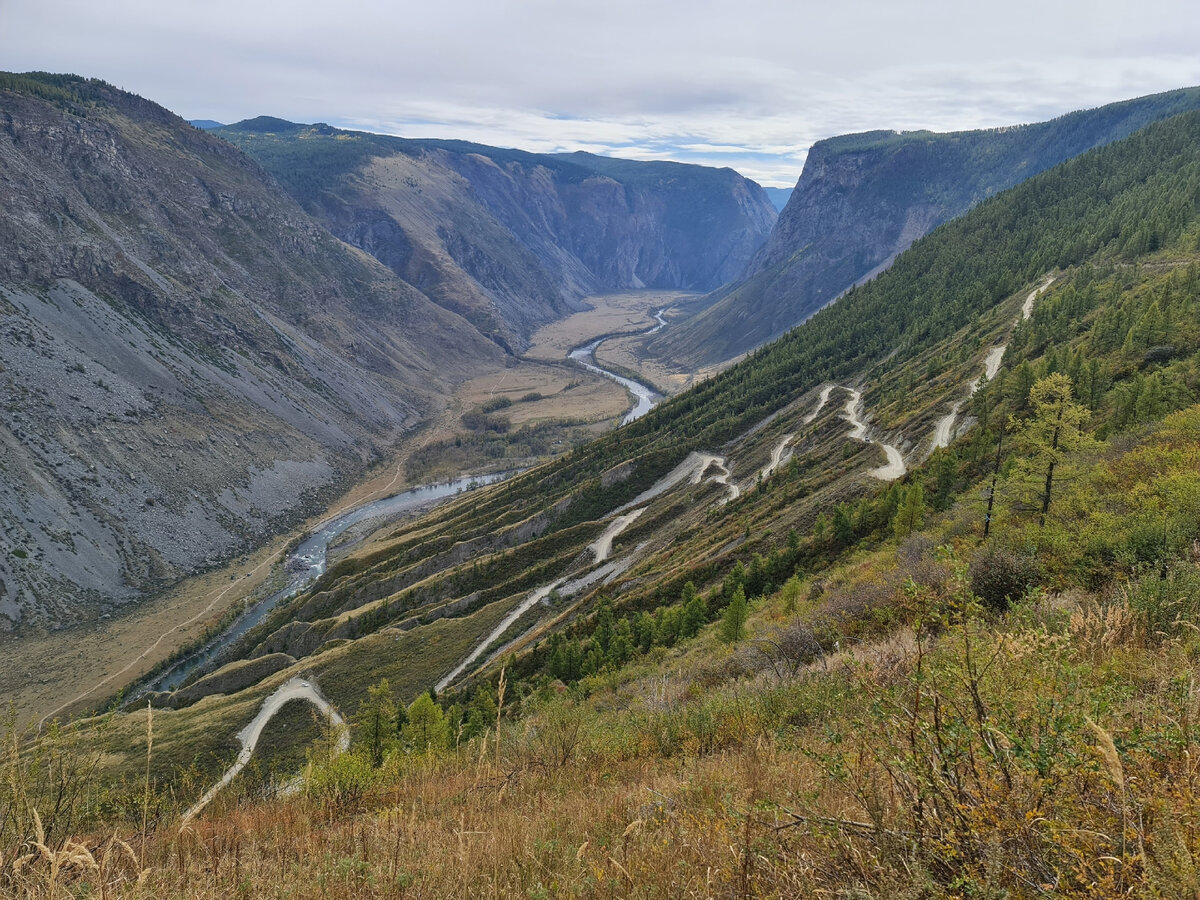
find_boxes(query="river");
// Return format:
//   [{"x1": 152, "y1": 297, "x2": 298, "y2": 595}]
[
  {"x1": 138, "y1": 471, "x2": 511, "y2": 694},
  {"x1": 567, "y1": 307, "x2": 666, "y2": 425},
  {"x1": 154, "y1": 309, "x2": 662, "y2": 698}
]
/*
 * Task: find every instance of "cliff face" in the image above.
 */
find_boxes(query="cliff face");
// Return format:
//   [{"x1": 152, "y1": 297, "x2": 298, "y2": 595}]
[
  {"x1": 0, "y1": 75, "x2": 500, "y2": 629},
  {"x1": 652, "y1": 85, "x2": 1200, "y2": 369},
  {"x1": 216, "y1": 124, "x2": 778, "y2": 349}
]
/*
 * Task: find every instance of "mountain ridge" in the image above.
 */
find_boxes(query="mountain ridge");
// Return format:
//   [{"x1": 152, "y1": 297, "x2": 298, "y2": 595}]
[
  {"x1": 0, "y1": 73, "x2": 503, "y2": 629},
  {"x1": 214, "y1": 119, "x2": 778, "y2": 348},
  {"x1": 650, "y1": 84, "x2": 1200, "y2": 368}
]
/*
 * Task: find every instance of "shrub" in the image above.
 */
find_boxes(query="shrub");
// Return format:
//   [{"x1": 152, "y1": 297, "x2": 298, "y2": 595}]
[
  {"x1": 969, "y1": 545, "x2": 1043, "y2": 612},
  {"x1": 1124, "y1": 561, "x2": 1200, "y2": 642},
  {"x1": 480, "y1": 396, "x2": 513, "y2": 413}
]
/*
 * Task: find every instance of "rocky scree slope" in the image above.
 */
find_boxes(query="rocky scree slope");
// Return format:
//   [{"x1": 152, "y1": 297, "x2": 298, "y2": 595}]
[
  {"x1": 652, "y1": 85, "x2": 1200, "y2": 368},
  {"x1": 0, "y1": 74, "x2": 500, "y2": 630},
  {"x1": 215, "y1": 120, "x2": 778, "y2": 350}
]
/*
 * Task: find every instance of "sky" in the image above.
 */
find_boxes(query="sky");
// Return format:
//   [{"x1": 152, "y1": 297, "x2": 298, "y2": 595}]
[{"x1": 3, "y1": 1, "x2": 1200, "y2": 187}]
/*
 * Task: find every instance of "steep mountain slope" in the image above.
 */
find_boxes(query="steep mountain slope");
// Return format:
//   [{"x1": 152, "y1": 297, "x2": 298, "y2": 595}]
[
  {"x1": 0, "y1": 73, "x2": 502, "y2": 630},
  {"x1": 762, "y1": 185, "x2": 793, "y2": 211},
  {"x1": 104, "y1": 108, "x2": 1200, "y2": 745},
  {"x1": 652, "y1": 85, "x2": 1200, "y2": 368},
  {"x1": 214, "y1": 121, "x2": 777, "y2": 349}
]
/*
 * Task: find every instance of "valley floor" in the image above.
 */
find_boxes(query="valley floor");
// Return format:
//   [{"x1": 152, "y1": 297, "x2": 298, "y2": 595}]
[{"x1": 526, "y1": 289, "x2": 704, "y2": 397}]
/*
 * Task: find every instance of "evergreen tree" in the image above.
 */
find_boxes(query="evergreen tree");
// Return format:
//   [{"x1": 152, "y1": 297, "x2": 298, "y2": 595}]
[
  {"x1": 780, "y1": 574, "x2": 803, "y2": 616},
  {"x1": 891, "y1": 482, "x2": 926, "y2": 538},
  {"x1": 354, "y1": 679, "x2": 397, "y2": 767},
  {"x1": 403, "y1": 693, "x2": 447, "y2": 753},
  {"x1": 832, "y1": 504, "x2": 854, "y2": 549},
  {"x1": 681, "y1": 587, "x2": 708, "y2": 637}
]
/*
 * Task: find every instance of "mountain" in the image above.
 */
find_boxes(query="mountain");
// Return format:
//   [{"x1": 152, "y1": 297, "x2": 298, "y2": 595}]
[
  {"x1": 15, "y1": 101, "x2": 1200, "y2": 899},
  {"x1": 762, "y1": 185, "x2": 793, "y2": 211},
  {"x1": 187, "y1": 119, "x2": 224, "y2": 130},
  {"x1": 114, "y1": 107, "x2": 1200, "y2": 734},
  {"x1": 214, "y1": 121, "x2": 778, "y2": 349},
  {"x1": 651, "y1": 85, "x2": 1200, "y2": 368},
  {"x1": 0, "y1": 73, "x2": 502, "y2": 630}
]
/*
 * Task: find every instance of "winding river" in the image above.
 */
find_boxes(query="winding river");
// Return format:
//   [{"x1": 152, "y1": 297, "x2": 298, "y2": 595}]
[
  {"x1": 139, "y1": 472, "x2": 511, "y2": 695},
  {"x1": 568, "y1": 307, "x2": 666, "y2": 425}
]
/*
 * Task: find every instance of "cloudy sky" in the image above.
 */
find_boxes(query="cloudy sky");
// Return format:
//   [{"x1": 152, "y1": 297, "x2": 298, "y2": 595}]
[{"x1": 3, "y1": 0, "x2": 1199, "y2": 186}]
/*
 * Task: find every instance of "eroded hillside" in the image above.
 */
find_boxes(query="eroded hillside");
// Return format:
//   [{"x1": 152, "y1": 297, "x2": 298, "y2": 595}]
[
  {"x1": 0, "y1": 74, "x2": 502, "y2": 628},
  {"x1": 216, "y1": 120, "x2": 778, "y2": 350},
  {"x1": 651, "y1": 84, "x2": 1200, "y2": 369}
]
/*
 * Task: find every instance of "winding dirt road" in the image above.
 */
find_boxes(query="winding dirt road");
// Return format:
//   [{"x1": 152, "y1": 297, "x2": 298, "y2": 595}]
[
  {"x1": 804, "y1": 384, "x2": 835, "y2": 425},
  {"x1": 181, "y1": 676, "x2": 347, "y2": 825},
  {"x1": 932, "y1": 275, "x2": 1054, "y2": 451},
  {"x1": 589, "y1": 509, "x2": 646, "y2": 562},
  {"x1": 840, "y1": 388, "x2": 907, "y2": 480}
]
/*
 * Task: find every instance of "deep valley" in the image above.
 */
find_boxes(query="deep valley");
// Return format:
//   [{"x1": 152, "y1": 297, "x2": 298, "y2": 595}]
[{"x1": 4, "y1": 68, "x2": 1200, "y2": 900}]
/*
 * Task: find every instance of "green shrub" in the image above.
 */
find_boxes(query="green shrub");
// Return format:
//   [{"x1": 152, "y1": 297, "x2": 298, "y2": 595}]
[
  {"x1": 480, "y1": 396, "x2": 513, "y2": 413},
  {"x1": 1125, "y1": 562, "x2": 1200, "y2": 642}
]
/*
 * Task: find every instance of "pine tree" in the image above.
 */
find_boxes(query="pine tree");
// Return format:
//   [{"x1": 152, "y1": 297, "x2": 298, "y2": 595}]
[
  {"x1": 403, "y1": 693, "x2": 447, "y2": 753},
  {"x1": 354, "y1": 679, "x2": 397, "y2": 767},
  {"x1": 680, "y1": 581, "x2": 707, "y2": 637},
  {"x1": 832, "y1": 504, "x2": 854, "y2": 549},
  {"x1": 891, "y1": 482, "x2": 926, "y2": 538},
  {"x1": 780, "y1": 574, "x2": 803, "y2": 616}
]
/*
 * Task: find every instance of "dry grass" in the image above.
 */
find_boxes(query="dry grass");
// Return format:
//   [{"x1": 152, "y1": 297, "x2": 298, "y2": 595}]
[
  {"x1": 0, "y1": 536, "x2": 287, "y2": 728},
  {"x1": 454, "y1": 363, "x2": 627, "y2": 428},
  {"x1": 13, "y1": 558, "x2": 1200, "y2": 898},
  {"x1": 525, "y1": 290, "x2": 691, "y2": 363},
  {"x1": 0, "y1": 341, "x2": 621, "y2": 729}
]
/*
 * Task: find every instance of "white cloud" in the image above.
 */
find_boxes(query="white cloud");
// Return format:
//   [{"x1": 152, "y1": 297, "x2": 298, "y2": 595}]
[{"x1": 2, "y1": 0, "x2": 1199, "y2": 186}]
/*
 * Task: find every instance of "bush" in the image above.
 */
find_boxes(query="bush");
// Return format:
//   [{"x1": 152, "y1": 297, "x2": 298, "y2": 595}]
[
  {"x1": 969, "y1": 545, "x2": 1043, "y2": 612},
  {"x1": 480, "y1": 396, "x2": 513, "y2": 413}
]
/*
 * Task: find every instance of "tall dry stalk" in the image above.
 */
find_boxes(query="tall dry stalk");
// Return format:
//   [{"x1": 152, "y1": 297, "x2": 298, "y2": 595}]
[
  {"x1": 495, "y1": 668, "x2": 507, "y2": 765},
  {"x1": 140, "y1": 702, "x2": 153, "y2": 868}
]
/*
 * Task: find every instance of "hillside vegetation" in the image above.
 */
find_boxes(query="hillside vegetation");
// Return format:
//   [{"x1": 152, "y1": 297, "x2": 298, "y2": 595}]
[
  {"x1": 652, "y1": 84, "x2": 1200, "y2": 369},
  {"x1": 0, "y1": 72, "x2": 501, "y2": 628},
  {"x1": 5, "y1": 109, "x2": 1200, "y2": 898}
]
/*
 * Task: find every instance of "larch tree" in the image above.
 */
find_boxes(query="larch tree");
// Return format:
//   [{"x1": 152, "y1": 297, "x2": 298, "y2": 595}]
[{"x1": 1010, "y1": 373, "x2": 1096, "y2": 528}]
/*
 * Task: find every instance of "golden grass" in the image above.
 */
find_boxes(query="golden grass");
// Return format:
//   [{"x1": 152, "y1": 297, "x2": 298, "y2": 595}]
[
  {"x1": 14, "y1": 556, "x2": 1200, "y2": 898},
  {"x1": 524, "y1": 290, "x2": 693, "y2": 362}
]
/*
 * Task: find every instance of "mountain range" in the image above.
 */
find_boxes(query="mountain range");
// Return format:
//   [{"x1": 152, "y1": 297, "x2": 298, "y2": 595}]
[
  {"x1": 0, "y1": 73, "x2": 772, "y2": 629},
  {"x1": 212, "y1": 119, "x2": 777, "y2": 350},
  {"x1": 6, "y1": 68, "x2": 1200, "y2": 900}
]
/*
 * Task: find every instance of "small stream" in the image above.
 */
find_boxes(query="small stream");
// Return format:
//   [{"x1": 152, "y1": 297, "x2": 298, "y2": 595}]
[{"x1": 139, "y1": 472, "x2": 511, "y2": 694}]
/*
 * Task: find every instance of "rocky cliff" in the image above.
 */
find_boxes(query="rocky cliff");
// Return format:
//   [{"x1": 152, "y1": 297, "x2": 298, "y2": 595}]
[
  {"x1": 0, "y1": 74, "x2": 501, "y2": 630},
  {"x1": 215, "y1": 123, "x2": 778, "y2": 349},
  {"x1": 651, "y1": 85, "x2": 1200, "y2": 368}
]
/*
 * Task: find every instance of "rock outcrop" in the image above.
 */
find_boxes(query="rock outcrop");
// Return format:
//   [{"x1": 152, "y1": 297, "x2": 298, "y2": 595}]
[{"x1": 216, "y1": 122, "x2": 778, "y2": 349}]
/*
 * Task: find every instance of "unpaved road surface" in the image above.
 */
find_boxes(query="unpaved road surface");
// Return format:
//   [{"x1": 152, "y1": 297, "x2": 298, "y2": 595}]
[
  {"x1": 181, "y1": 677, "x2": 347, "y2": 824},
  {"x1": 839, "y1": 387, "x2": 906, "y2": 480}
]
